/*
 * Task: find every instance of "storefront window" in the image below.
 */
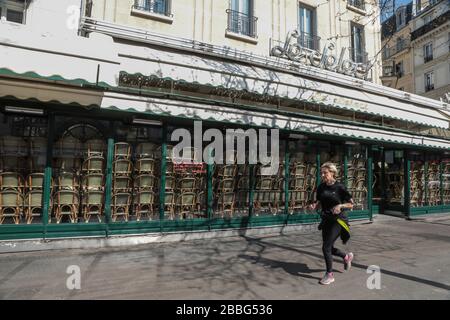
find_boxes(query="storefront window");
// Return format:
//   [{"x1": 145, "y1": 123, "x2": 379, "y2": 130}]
[
  {"x1": 253, "y1": 140, "x2": 285, "y2": 216},
  {"x1": 443, "y1": 158, "x2": 450, "y2": 205},
  {"x1": 385, "y1": 150, "x2": 404, "y2": 207},
  {"x1": 347, "y1": 144, "x2": 368, "y2": 210},
  {"x1": 0, "y1": 111, "x2": 48, "y2": 225},
  {"x1": 288, "y1": 139, "x2": 317, "y2": 214},
  {"x1": 410, "y1": 153, "x2": 425, "y2": 207}
]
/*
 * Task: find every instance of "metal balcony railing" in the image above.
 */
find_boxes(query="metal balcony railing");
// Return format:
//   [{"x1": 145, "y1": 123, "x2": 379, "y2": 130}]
[
  {"x1": 226, "y1": 9, "x2": 258, "y2": 38},
  {"x1": 133, "y1": 0, "x2": 172, "y2": 17},
  {"x1": 349, "y1": 47, "x2": 368, "y2": 64},
  {"x1": 425, "y1": 84, "x2": 435, "y2": 92},
  {"x1": 424, "y1": 54, "x2": 433, "y2": 63},
  {"x1": 297, "y1": 31, "x2": 321, "y2": 51},
  {"x1": 347, "y1": 0, "x2": 365, "y2": 11}
]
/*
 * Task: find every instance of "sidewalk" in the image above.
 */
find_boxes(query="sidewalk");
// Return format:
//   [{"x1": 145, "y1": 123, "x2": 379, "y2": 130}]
[{"x1": 0, "y1": 214, "x2": 449, "y2": 299}]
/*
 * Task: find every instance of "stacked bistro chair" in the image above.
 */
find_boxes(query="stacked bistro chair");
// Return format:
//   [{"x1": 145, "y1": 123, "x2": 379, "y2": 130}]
[
  {"x1": 254, "y1": 163, "x2": 279, "y2": 215},
  {"x1": 52, "y1": 136, "x2": 83, "y2": 223},
  {"x1": 214, "y1": 151, "x2": 237, "y2": 218},
  {"x1": 0, "y1": 172, "x2": 24, "y2": 224},
  {"x1": 155, "y1": 144, "x2": 176, "y2": 220},
  {"x1": 0, "y1": 136, "x2": 28, "y2": 224},
  {"x1": 444, "y1": 162, "x2": 450, "y2": 205},
  {"x1": 134, "y1": 142, "x2": 158, "y2": 220},
  {"x1": 410, "y1": 163, "x2": 424, "y2": 207},
  {"x1": 173, "y1": 147, "x2": 205, "y2": 219},
  {"x1": 288, "y1": 153, "x2": 310, "y2": 214},
  {"x1": 427, "y1": 162, "x2": 441, "y2": 206},
  {"x1": 347, "y1": 157, "x2": 367, "y2": 210},
  {"x1": 24, "y1": 172, "x2": 49, "y2": 224},
  {"x1": 235, "y1": 164, "x2": 250, "y2": 216},
  {"x1": 80, "y1": 140, "x2": 106, "y2": 223},
  {"x1": 111, "y1": 142, "x2": 132, "y2": 222}
]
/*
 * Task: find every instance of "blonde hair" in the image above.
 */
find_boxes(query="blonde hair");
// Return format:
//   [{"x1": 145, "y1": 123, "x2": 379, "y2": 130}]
[{"x1": 321, "y1": 162, "x2": 338, "y2": 177}]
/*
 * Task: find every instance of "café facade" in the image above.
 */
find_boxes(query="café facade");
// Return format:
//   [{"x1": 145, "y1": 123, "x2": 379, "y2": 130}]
[{"x1": 0, "y1": 13, "x2": 449, "y2": 241}]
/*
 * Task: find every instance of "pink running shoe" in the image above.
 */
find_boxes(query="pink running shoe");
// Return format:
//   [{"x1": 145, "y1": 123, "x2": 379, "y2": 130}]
[
  {"x1": 344, "y1": 252, "x2": 354, "y2": 271},
  {"x1": 319, "y1": 272, "x2": 335, "y2": 285}
]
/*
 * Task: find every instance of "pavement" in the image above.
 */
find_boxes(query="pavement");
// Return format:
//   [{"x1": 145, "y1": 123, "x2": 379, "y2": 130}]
[{"x1": 0, "y1": 214, "x2": 449, "y2": 300}]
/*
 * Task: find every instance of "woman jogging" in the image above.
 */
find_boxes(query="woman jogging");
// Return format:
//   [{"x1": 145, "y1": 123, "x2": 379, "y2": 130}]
[{"x1": 308, "y1": 162, "x2": 354, "y2": 285}]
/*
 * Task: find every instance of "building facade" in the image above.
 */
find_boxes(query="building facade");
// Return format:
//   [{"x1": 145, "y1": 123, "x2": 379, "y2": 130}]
[
  {"x1": 0, "y1": 0, "x2": 449, "y2": 241},
  {"x1": 380, "y1": 2, "x2": 414, "y2": 92},
  {"x1": 411, "y1": 0, "x2": 450, "y2": 100}
]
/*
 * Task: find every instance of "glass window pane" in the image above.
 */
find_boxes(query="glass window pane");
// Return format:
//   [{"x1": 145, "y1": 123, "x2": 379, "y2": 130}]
[{"x1": 7, "y1": 9, "x2": 23, "y2": 23}]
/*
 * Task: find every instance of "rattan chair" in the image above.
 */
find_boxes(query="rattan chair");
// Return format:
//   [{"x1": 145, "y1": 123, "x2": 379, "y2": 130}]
[
  {"x1": 290, "y1": 176, "x2": 306, "y2": 190},
  {"x1": 134, "y1": 190, "x2": 155, "y2": 221},
  {"x1": 53, "y1": 190, "x2": 79, "y2": 224},
  {"x1": 26, "y1": 173, "x2": 46, "y2": 191},
  {"x1": 81, "y1": 173, "x2": 104, "y2": 191},
  {"x1": 217, "y1": 192, "x2": 235, "y2": 218},
  {"x1": 111, "y1": 192, "x2": 132, "y2": 222},
  {"x1": 81, "y1": 156, "x2": 105, "y2": 174},
  {"x1": 82, "y1": 190, "x2": 103, "y2": 223},
  {"x1": 216, "y1": 178, "x2": 235, "y2": 193},
  {"x1": 55, "y1": 172, "x2": 79, "y2": 190},
  {"x1": 55, "y1": 136, "x2": 82, "y2": 157},
  {"x1": 0, "y1": 172, "x2": 24, "y2": 192},
  {"x1": 0, "y1": 190, "x2": 23, "y2": 224},
  {"x1": 217, "y1": 165, "x2": 237, "y2": 178},
  {"x1": 163, "y1": 192, "x2": 176, "y2": 220},
  {"x1": 113, "y1": 175, "x2": 132, "y2": 192},
  {"x1": 134, "y1": 174, "x2": 156, "y2": 190},
  {"x1": 136, "y1": 142, "x2": 157, "y2": 159},
  {"x1": 112, "y1": 159, "x2": 133, "y2": 176},
  {"x1": 114, "y1": 142, "x2": 132, "y2": 159},
  {"x1": 85, "y1": 139, "x2": 106, "y2": 157},
  {"x1": 25, "y1": 190, "x2": 45, "y2": 224},
  {"x1": 179, "y1": 177, "x2": 197, "y2": 192},
  {"x1": 289, "y1": 190, "x2": 307, "y2": 213},
  {"x1": 135, "y1": 158, "x2": 155, "y2": 174},
  {"x1": 177, "y1": 192, "x2": 196, "y2": 219}
]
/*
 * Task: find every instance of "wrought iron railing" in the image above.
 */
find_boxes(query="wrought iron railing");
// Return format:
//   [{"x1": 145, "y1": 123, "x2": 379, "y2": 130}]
[
  {"x1": 347, "y1": 0, "x2": 365, "y2": 11},
  {"x1": 349, "y1": 47, "x2": 368, "y2": 64},
  {"x1": 133, "y1": 0, "x2": 172, "y2": 17},
  {"x1": 424, "y1": 54, "x2": 434, "y2": 63},
  {"x1": 226, "y1": 9, "x2": 258, "y2": 38},
  {"x1": 297, "y1": 31, "x2": 321, "y2": 51},
  {"x1": 425, "y1": 83, "x2": 435, "y2": 92},
  {"x1": 411, "y1": 10, "x2": 450, "y2": 41}
]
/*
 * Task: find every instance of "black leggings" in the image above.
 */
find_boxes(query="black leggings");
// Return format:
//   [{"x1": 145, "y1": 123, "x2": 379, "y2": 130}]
[{"x1": 322, "y1": 221, "x2": 346, "y2": 273}]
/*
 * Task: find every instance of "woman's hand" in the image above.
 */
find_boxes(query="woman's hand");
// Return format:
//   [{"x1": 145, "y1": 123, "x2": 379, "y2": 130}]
[{"x1": 331, "y1": 204, "x2": 342, "y2": 215}]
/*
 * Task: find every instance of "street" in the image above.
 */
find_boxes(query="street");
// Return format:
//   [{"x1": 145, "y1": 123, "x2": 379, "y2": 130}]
[{"x1": 0, "y1": 215, "x2": 449, "y2": 300}]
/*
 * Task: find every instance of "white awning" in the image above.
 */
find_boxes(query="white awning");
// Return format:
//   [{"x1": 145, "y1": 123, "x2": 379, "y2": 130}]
[
  {"x1": 118, "y1": 45, "x2": 450, "y2": 130},
  {"x1": 100, "y1": 92, "x2": 450, "y2": 150}
]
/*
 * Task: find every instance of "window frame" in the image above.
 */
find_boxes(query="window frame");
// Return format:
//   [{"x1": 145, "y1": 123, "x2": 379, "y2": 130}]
[{"x1": 0, "y1": 0, "x2": 26, "y2": 24}]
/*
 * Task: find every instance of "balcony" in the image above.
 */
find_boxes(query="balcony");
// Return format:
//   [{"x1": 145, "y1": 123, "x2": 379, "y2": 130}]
[
  {"x1": 297, "y1": 31, "x2": 321, "y2": 51},
  {"x1": 411, "y1": 10, "x2": 450, "y2": 41},
  {"x1": 425, "y1": 84, "x2": 435, "y2": 92},
  {"x1": 347, "y1": 0, "x2": 366, "y2": 12},
  {"x1": 424, "y1": 54, "x2": 433, "y2": 63},
  {"x1": 226, "y1": 9, "x2": 258, "y2": 39},
  {"x1": 131, "y1": 0, "x2": 173, "y2": 22},
  {"x1": 349, "y1": 47, "x2": 368, "y2": 64}
]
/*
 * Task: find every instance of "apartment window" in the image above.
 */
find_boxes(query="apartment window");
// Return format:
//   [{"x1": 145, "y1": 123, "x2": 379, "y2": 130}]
[
  {"x1": 424, "y1": 71, "x2": 434, "y2": 92},
  {"x1": 0, "y1": 0, "x2": 26, "y2": 24},
  {"x1": 396, "y1": 8, "x2": 406, "y2": 30},
  {"x1": 423, "y1": 42, "x2": 433, "y2": 63},
  {"x1": 395, "y1": 61, "x2": 404, "y2": 78},
  {"x1": 133, "y1": 0, "x2": 171, "y2": 17},
  {"x1": 423, "y1": 13, "x2": 432, "y2": 24},
  {"x1": 348, "y1": 0, "x2": 365, "y2": 11},
  {"x1": 227, "y1": 0, "x2": 257, "y2": 38},
  {"x1": 298, "y1": 4, "x2": 319, "y2": 50},
  {"x1": 351, "y1": 23, "x2": 366, "y2": 63}
]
